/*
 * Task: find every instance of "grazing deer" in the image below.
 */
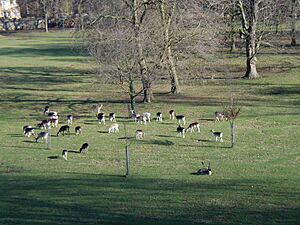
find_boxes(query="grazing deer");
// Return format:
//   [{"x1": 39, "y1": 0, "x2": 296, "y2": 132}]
[
  {"x1": 187, "y1": 122, "x2": 200, "y2": 133},
  {"x1": 48, "y1": 111, "x2": 58, "y2": 119},
  {"x1": 211, "y1": 129, "x2": 223, "y2": 142},
  {"x1": 35, "y1": 132, "x2": 49, "y2": 143},
  {"x1": 177, "y1": 125, "x2": 185, "y2": 138},
  {"x1": 38, "y1": 120, "x2": 51, "y2": 130},
  {"x1": 57, "y1": 125, "x2": 70, "y2": 136},
  {"x1": 97, "y1": 113, "x2": 105, "y2": 125},
  {"x1": 135, "y1": 129, "x2": 145, "y2": 139},
  {"x1": 156, "y1": 112, "x2": 163, "y2": 122},
  {"x1": 176, "y1": 115, "x2": 186, "y2": 125},
  {"x1": 169, "y1": 110, "x2": 175, "y2": 120},
  {"x1": 49, "y1": 118, "x2": 58, "y2": 128},
  {"x1": 135, "y1": 115, "x2": 147, "y2": 125},
  {"x1": 197, "y1": 162, "x2": 212, "y2": 175},
  {"x1": 75, "y1": 126, "x2": 82, "y2": 135},
  {"x1": 23, "y1": 125, "x2": 32, "y2": 133},
  {"x1": 67, "y1": 115, "x2": 73, "y2": 124},
  {"x1": 215, "y1": 111, "x2": 227, "y2": 122},
  {"x1": 108, "y1": 123, "x2": 119, "y2": 133},
  {"x1": 109, "y1": 112, "x2": 116, "y2": 122},
  {"x1": 80, "y1": 143, "x2": 89, "y2": 153},
  {"x1": 143, "y1": 112, "x2": 151, "y2": 123},
  {"x1": 62, "y1": 150, "x2": 68, "y2": 160},
  {"x1": 24, "y1": 126, "x2": 35, "y2": 137}
]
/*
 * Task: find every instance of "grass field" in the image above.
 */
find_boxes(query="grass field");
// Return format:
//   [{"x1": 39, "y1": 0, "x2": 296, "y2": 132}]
[{"x1": 0, "y1": 30, "x2": 299, "y2": 225}]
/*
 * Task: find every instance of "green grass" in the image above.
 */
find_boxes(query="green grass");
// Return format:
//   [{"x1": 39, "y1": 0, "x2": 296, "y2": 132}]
[{"x1": 0, "y1": 30, "x2": 299, "y2": 225}]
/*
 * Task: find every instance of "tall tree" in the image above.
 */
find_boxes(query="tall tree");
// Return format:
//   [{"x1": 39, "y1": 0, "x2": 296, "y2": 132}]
[
  {"x1": 290, "y1": 0, "x2": 299, "y2": 46},
  {"x1": 159, "y1": 0, "x2": 181, "y2": 94},
  {"x1": 237, "y1": 0, "x2": 277, "y2": 79}
]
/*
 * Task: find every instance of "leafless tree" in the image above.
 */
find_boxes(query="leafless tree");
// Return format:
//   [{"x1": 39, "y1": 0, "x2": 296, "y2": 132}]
[
  {"x1": 236, "y1": 0, "x2": 284, "y2": 79},
  {"x1": 290, "y1": 0, "x2": 300, "y2": 46}
]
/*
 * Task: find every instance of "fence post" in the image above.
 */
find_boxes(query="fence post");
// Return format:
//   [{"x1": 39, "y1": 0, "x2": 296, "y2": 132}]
[{"x1": 125, "y1": 145, "x2": 130, "y2": 177}]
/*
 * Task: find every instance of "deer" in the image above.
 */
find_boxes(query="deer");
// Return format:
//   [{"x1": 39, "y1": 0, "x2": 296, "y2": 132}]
[
  {"x1": 108, "y1": 123, "x2": 119, "y2": 133},
  {"x1": 75, "y1": 126, "x2": 82, "y2": 135},
  {"x1": 67, "y1": 115, "x2": 73, "y2": 124},
  {"x1": 109, "y1": 112, "x2": 116, "y2": 122},
  {"x1": 23, "y1": 126, "x2": 35, "y2": 137},
  {"x1": 49, "y1": 118, "x2": 58, "y2": 128},
  {"x1": 135, "y1": 129, "x2": 145, "y2": 139},
  {"x1": 169, "y1": 110, "x2": 175, "y2": 120},
  {"x1": 96, "y1": 104, "x2": 103, "y2": 115},
  {"x1": 197, "y1": 162, "x2": 212, "y2": 175},
  {"x1": 211, "y1": 129, "x2": 224, "y2": 142},
  {"x1": 38, "y1": 119, "x2": 51, "y2": 130},
  {"x1": 186, "y1": 122, "x2": 200, "y2": 133},
  {"x1": 97, "y1": 112, "x2": 105, "y2": 125},
  {"x1": 143, "y1": 112, "x2": 151, "y2": 123},
  {"x1": 35, "y1": 131, "x2": 49, "y2": 143},
  {"x1": 62, "y1": 150, "x2": 68, "y2": 160},
  {"x1": 215, "y1": 111, "x2": 227, "y2": 122},
  {"x1": 176, "y1": 115, "x2": 186, "y2": 125},
  {"x1": 57, "y1": 125, "x2": 70, "y2": 136},
  {"x1": 177, "y1": 125, "x2": 185, "y2": 138},
  {"x1": 80, "y1": 143, "x2": 89, "y2": 153},
  {"x1": 156, "y1": 112, "x2": 163, "y2": 122}
]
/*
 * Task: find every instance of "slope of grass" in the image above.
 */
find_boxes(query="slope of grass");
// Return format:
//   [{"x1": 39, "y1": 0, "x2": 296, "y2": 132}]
[{"x1": 0, "y1": 30, "x2": 299, "y2": 225}]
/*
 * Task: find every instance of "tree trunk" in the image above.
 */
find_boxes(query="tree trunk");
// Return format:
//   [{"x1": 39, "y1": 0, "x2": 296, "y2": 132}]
[
  {"x1": 291, "y1": 0, "x2": 297, "y2": 46},
  {"x1": 132, "y1": 0, "x2": 153, "y2": 103},
  {"x1": 244, "y1": 57, "x2": 259, "y2": 79},
  {"x1": 160, "y1": 0, "x2": 181, "y2": 94},
  {"x1": 229, "y1": 30, "x2": 236, "y2": 52},
  {"x1": 241, "y1": 1, "x2": 259, "y2": 79},
  {"x1": 128, "y1": 74, "x2": 136, "y2": 112},
  {"x1": 229, "y1": 2, "x2": 236, "y2": 52},
  {"x1": 230, "y1": 120, "x2": 236, "y2": 148},
  {"x1": 45, "y1": 11, "x2": 48, "y2": 32},
  {"x1": 168, "y1": 48, "x2": 181, "y2": 94}
]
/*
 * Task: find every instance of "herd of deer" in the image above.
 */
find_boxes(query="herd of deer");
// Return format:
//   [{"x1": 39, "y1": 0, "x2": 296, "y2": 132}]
[{"x1": 22, "y1": 104, "x2": 228, "y2": 174}]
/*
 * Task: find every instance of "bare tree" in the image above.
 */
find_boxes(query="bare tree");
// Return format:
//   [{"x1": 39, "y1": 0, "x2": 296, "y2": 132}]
[
  {"x1": 237, "y1": 0, "x2": 278, "y2": 79},
  {"x1": 290, "y1": 0, "x2": 299, "y2": 46}
]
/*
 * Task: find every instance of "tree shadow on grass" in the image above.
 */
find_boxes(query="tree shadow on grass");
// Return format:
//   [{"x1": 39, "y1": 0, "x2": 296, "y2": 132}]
[
  {"x1": 136, "y1": 139, "x2": 174, "y2": 146},
  {"x1": 0, "y1": 173, "x2": 298, "y2": 225}
]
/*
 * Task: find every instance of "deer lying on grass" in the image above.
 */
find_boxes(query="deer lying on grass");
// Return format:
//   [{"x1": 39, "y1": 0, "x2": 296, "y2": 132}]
[
  {"x1": 75, "y1": 126, "x2": 82, "y2": 135},
  {"x1": 135, "y1": 129, "x2": 145, "y2": 139},
  {"x1": 108, "y1": 123, "x2": 119, "y2": 133},
  {"x1": 156, "y1": 112, "x2": 162, "y2": 122},
  {"x1": 67, "y1": 115, "x2": 73, "y2": 124},
  {"x1": 187, "y1": 122, "x2": 200, "y2": 133},
  {"x1": 62, "y1": 150, "x2": 68, "y2": 160},
  {"x1": 177, "y1": 125, "x2": 185, "y2": 138},
  {"x1": 211, "y1": 129, "x2": 223, "y2": 142},
  {"x1": 97, "y1": 113, "x2": 105, "y2": 125},
  {"x1": 36, "y1": 131, "x2": 49, "y2": 143},
  {"x1": 57, "y1": 125, "x2": 70, "y2": 136},
  {"x1": 80, "y1": 143, "x2": 89, "y2": 153},
  {"x1": 197, "y1": 162, "x2": 212, "y2": 175}
]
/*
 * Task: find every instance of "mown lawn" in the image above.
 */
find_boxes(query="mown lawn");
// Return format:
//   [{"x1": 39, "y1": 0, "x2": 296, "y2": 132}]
[{"x1": 0, "y1": 30, "x2": 299, "y2": 225}]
